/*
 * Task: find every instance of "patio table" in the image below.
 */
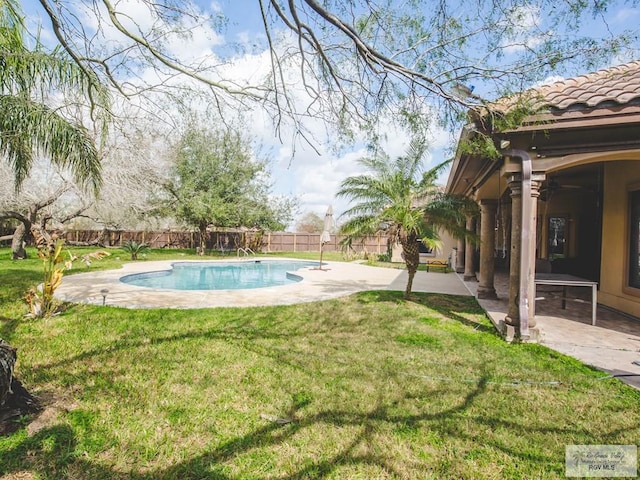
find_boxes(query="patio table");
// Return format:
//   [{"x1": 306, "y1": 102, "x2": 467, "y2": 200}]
[{"x1": 534, "y1": 273, "x2": 598, "y2": 325}]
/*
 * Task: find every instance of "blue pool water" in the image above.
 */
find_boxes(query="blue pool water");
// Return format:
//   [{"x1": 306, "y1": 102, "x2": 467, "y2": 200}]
[{"x1": 120, "y1": 260, "x2": 318, "y2": 290}]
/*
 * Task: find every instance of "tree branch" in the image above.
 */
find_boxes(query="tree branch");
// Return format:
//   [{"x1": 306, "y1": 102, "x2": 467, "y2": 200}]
[{"x1": 0, "y1": 211, "x2": 28, "y2": 223}]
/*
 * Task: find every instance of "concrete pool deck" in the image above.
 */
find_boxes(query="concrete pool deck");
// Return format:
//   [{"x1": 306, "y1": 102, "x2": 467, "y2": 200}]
[{"x1": 55, "y1": 258, "x2": 472, "y2": 309}]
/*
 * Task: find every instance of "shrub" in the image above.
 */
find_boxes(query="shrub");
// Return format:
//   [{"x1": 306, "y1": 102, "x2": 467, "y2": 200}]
[
  {"x1": 26, "y1": 227, "x2": 109, "y2": 318},
  {"x1": 121, "y1": 240, "x2": 149, "y2": 260}
]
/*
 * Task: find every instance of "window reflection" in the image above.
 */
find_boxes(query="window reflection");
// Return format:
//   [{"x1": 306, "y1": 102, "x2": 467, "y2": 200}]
[{"x1": 548, "y1": 216, "x2": 567, "y2": 259}]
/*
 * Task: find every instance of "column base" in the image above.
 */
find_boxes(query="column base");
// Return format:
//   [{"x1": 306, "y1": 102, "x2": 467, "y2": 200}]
[
  {"x1": 476, "y1": 286, "x2": 497, "y2": 299},
  {"x1": 505, "y1": 314, "x2": 537, "y2": 328},
  {"x1": 499, "y1": 317, "x2": 540, "y2": 343},
  {"x1": 463, "y1": 274, "x2": 477, "y2": 282},
  {"x1": 504, "y1": 314, "x2": 518, "y2": 326}
]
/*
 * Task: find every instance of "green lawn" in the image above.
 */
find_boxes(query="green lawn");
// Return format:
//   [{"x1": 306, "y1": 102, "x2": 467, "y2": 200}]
[{"x1": 1, "y1": 247, "x2": 639, "y2": 479}]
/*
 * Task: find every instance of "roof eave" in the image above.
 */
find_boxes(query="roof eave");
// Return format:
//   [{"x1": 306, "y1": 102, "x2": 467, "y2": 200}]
[{"x1": 445, "y1": 125, "x2": 477, "y2": 195}]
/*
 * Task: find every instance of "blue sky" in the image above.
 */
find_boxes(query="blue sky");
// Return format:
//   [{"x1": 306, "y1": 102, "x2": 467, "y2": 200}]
[
  {"x1": 20, "y1": 0, "x2": 640, "y2": 229},
  {"x1": 200, "y1": 0, "x2": 640, "y2": 226}
]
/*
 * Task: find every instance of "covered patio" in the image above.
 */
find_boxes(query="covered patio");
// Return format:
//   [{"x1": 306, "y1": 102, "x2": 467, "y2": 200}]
[
  {"x1": 462, "y1": 270, "x2": 640, "y2": 389},
  {"x1": 447, "y1": 60, "x2": 640, "y2": 344}
]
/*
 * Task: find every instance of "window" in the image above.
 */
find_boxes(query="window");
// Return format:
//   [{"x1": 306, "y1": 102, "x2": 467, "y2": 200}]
[
  {"x1": 629, "y1": 190, "x2": 640, "y2": 289},
  {"x1": 417, "y1": 239, "x2": 434, "y2": 255},
  {"x1": 548, "y1": 216, "x2": 567, "y2": 259}
]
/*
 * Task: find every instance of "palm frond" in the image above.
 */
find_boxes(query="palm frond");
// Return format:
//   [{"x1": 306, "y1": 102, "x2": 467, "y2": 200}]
[
  {"x1": 419, "y1": 158, "x2": 453, "y2": 189},
  {"x1": 424, "y1": 193, "x2": 480, "y2": 243},
  {"x1": 0, "y1": 0, "x2": 109, "y2": 191},
  {"x1": 337, "y1": 174, "x2": 398, "y2": 202},
  {"x1": 396, "y1": 137, "x2": 427, "y2": 180},
  {"x1": 339, "y1": 214, "x2": 380, "y2": 237},
  {"x1": 340, "y1": 140, "x2": 479, "y2": 245},
  {"x1": 0, "y1": 94, "x2": 101, "y2": 191},
  {"x1": 341, "y1": 200, "x2": 388, "y2": 219},
  {"x1": 358, "y1": 152, "x2": 391, "y2": 175},
  {"x1": 0, "y1": 2, "x2": 110, "y2": 115}
]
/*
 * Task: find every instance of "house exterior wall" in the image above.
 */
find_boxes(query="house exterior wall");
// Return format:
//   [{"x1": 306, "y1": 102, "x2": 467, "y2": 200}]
[
  {"x1": 436, "y1": 230, "x2": 457, "y2": 262},
  {"x1": 599, "y1": 160, "x2": 640, "y2": 317},
  {"x1": 390, "y1": 229, "x2": 457, "y2": 263}
]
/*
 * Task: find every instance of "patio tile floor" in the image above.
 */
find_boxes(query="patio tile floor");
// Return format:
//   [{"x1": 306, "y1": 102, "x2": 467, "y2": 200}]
[{"x1": 459, "y1": 270, "x2": 640, "y2": 390}]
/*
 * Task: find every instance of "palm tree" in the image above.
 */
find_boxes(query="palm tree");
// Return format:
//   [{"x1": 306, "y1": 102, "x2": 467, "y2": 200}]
[
  {"x1": 0, "y1": 0, "x2": 109, "y2": 258},
  {"x1": 0, "y1": 0, "x2": 109, "y2": 191},
  {"x1": 337, "y1": 138, "x2": 477, "y2": 298}
]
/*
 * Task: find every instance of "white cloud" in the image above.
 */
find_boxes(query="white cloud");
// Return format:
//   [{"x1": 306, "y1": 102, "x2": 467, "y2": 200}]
[
  {"x1": 500, "y1": 5, "x2": 551, "y2": 55},
  {"x1": 208, "y1": 1, "x2": 223, "y2": 14},
  {"x1": 613, "y1": 7, "x2": 640, "y2": 24},
  {"x1": 268, "y1": 119, "x2": 453, "y2": 228},
  {"x1": 532, "y1": 75, "x2": 565, "y2": 87},
  {"x1": 23, "y1": 0, "x2": 457, "y2": 231}
]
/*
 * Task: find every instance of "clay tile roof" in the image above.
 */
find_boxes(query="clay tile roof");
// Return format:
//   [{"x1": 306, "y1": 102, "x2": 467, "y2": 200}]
[
  {"x1": 536, "y1": 60, "x2": 640, "y2": 110},
  {"x1": 491, "y1": 60, "x2": 640, "y2": 114}
]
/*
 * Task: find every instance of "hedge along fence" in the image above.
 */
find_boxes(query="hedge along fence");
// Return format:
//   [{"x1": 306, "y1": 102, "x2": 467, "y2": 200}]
[{"x1": 59, "y1": 229, "x2": 390, "y2": 254}]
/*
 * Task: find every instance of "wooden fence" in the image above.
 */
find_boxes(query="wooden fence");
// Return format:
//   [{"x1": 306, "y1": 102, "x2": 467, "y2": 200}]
[{"x1": 57, "y1": 229, "x2": 389, "y2": 254}]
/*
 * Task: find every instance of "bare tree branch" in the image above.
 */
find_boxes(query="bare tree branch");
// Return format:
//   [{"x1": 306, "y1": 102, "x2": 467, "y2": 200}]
[{"x1": 27, "y1": 0, "x2": 640, "y2": 146}]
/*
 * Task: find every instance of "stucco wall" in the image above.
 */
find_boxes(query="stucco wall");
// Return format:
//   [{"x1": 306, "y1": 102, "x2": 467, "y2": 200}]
[
  {"x1": 600, "y1": 160, "x2": 640, "y2": 317},
  {"x1": 390, "y1": 229, "x2": 457, "y2": 263}
]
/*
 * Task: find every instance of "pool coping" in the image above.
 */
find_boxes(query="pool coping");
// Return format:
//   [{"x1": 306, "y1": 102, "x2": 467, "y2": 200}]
[{"x1": 54, "y1": 257, "x2": 408, "y2": 309}]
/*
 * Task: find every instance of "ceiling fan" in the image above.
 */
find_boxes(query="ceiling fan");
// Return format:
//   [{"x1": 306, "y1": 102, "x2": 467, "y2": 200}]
[{"x1": 540, "y1": 177, "x2": 591, "y2": 201}]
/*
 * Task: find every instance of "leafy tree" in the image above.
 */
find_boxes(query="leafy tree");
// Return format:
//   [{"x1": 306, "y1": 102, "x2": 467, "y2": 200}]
[
  {"x1": 337, "y1": 139, "x2": 477, "y2": 298},
  {"x1": 162, "y1": 125, "x2": 294, "y2": 254},
  {"x1": 296, "y1": 211, "x2": 325, "y2": 233}
]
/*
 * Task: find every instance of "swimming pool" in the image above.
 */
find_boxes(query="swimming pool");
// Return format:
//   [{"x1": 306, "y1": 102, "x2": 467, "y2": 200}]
[{"x1": 119, "y1": 260, "x2": 318, "y2": 290}]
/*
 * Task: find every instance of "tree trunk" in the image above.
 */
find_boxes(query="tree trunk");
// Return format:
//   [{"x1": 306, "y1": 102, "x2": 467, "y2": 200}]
[
  {"x1": 0, "y1": 339, "x2": 40, "y2": 434},
  {"x1": 197, "y1": 225, "x2": 207, "y2": 256},
  {"x1": 11, "y1": 223, "x2": 29, "y2": 259},
  {"x1": 0, "y1": 340, "x2": 16, "y2": 408},
  {"x1": 402, "y1": 235, "x2": 420, "y2": 298}
]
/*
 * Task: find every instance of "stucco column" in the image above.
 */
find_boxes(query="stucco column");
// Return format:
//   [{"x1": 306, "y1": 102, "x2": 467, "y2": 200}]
[
  {"x1": 477, "y1": 200, "x2": 498, "y2": 299},
  {"x1": 505, "y1": 175, "x2": 522, "y2": 325},
  {"x1": 505, "y1": 174, "x2": 545, "y2": 328},
  {"x1": 464, "y1": 216, "x2": 477, "y2": 281},
  {"x1": 526, "y1": 175, "x2": 545, "y2": 327},
  {"x1": 455, "y1": 236, "x2": 465, "y2": 273}
]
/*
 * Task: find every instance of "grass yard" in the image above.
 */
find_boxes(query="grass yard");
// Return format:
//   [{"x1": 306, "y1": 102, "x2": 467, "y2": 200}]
[{"x1": 0, "y1": 247, "x2": 639, "y2": 479}]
